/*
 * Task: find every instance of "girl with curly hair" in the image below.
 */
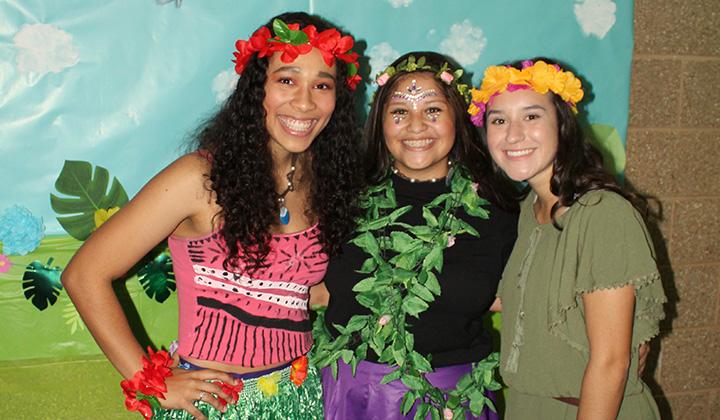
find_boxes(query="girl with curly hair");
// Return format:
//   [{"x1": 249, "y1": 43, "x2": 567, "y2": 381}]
[
  {"x1": 470, "y1": 58, "x2": 665, "y2": 419},
  {"x1": 311, "y1": 51, "x2": 519, "y2": 419},
  {"x1": 62, "y1": 11, "x2": 362, "y2": 420}
]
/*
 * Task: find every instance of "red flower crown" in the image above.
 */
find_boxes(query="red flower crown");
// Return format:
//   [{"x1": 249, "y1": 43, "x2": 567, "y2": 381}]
[{"x1": 233, "y1": 19, "x2": 361, "y2": 90}]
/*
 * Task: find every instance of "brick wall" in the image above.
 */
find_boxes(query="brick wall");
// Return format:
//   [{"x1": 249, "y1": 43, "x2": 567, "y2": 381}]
[{"x1": 628, "y1": 1, "x2": 720, "y2": 418}]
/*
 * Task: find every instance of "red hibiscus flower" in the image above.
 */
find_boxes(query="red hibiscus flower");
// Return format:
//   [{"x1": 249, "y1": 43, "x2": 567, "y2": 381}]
[
  {"x1": 217, "y1": 380, "x2": 245, "y2": 407},
  {"x1": 346, "y1": 74, "x2": 362, "y2": 91},
  {"x1": 232, "y1": 18, "x2": 361, "y2": 90},
  {"x1": 290, "y1": 355, "x2": 309, "y2": 386}
]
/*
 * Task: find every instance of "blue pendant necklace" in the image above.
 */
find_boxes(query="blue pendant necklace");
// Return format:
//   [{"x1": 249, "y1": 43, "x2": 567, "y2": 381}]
[{"x1": 276, "y1": 154, "x2": 298, "y2": 225}]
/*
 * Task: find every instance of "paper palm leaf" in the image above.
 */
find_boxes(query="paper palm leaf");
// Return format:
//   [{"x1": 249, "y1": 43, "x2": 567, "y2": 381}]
[
  {"x1": 22, "y1": 257, "x2": 63, "y2": 311},
  {"x1": 50, "y1": 160, "x2": 129, "y2": 241},
  {"x1": 589, "y1": 124, "x2": 626, "y2": 176},
  {"x1": 62, "y1": 300, "x2": 86, "y2": 334},
  {"x1": 137, "y1": 249, "x2": 176, "y2": 303}
]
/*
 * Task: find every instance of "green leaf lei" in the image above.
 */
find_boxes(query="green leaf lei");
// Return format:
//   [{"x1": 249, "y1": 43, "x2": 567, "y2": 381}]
[{"x1": 312, "y1": 167, "x2": 502, "y2": 419}]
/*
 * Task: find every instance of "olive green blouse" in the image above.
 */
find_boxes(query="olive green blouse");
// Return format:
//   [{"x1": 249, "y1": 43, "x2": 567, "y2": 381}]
[{"x1": 498, "y1": 190, "x2": 666, "y2": 398}]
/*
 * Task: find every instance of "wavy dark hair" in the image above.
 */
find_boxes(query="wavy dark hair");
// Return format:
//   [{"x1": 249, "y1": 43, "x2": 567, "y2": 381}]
[
  {"x1": 365, "y1": 51, "x2": 519, "y2": 211},
  {"x1": 481, "y1": 57, "x2": 647, "y2": 228},
  {"x1": 193, "y1": 12, "x2": 363, "y2": 271}
]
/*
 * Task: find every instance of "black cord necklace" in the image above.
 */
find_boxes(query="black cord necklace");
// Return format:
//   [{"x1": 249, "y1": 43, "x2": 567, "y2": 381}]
[{"x1": 277, "y1": 153, "x2": 298, "y2": 225}]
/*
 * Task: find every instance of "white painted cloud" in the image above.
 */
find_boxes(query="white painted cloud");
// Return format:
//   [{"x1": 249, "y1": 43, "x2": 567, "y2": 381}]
[
  {"x1": 574, "y1": 0, "x2": 617, "y2": 39},
  {"x1": 439, "y1": 20, "x2": 486, "y2": 66},
  {"x1": 388, "y1": 0, "x2": 412, "y2": 7},
  {"x1": 212, "y1": 68, "x2": 239, "y2": 103},
  {"x1": 13, "y1": 24, "x2": 79, "y2": 77},
  {"x1": 368, "y1": 42, "x2": 399, "y2": 80}
]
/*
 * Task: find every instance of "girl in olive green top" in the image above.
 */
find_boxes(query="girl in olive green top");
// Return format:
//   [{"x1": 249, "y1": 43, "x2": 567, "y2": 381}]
[{"x1": 468, "y1": 58, "x2": 666, "y2": 419}]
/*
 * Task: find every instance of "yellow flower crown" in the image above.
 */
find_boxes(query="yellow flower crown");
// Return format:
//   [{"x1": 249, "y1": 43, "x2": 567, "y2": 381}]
[{"x1": 467, "y1": 60, "x2": 584, "y2": 127}]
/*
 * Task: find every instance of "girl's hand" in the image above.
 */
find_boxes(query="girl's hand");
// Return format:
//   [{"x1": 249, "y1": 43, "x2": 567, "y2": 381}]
[{"x1": 160, "y1": 368, "x2": 239, "y2": 420}]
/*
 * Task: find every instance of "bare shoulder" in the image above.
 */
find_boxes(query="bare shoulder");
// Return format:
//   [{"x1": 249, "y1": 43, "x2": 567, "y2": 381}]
[
  {"x1": 143, "y1": 153, "x2": 214, "y2": 205},
  {"x1": 157, "y1": 153, "x2": 211, "y2": 187}
]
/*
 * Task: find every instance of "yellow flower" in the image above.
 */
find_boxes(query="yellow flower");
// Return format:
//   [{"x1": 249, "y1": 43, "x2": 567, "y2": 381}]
[
  {"x1": 507, "y1": 67, "x2": 529, "y2": 86},
  {"x1": 467, "y1": 102, "x2": 480, "y2": 116},
  {"x1": 257, "y1": 372, "x2": 281, "y2": 398},
  {"x1": 470, "y1": 87, "x2": 483, "y2": 103},
  {"x1": 94, "y1": 207, "x2": 120, "y2": 228},
  {"x1": 548, "y1": 71, "x2": 568, "y2": 96},
  {"x1": 560, "y1": 73, "x2": 584, "y2": 103},
  {"x1": 479, "y1": 66, "x2": 513, "y2": 96},
  {"x1": 525, "y1": 61, "x2": 558, "y2": 94}
]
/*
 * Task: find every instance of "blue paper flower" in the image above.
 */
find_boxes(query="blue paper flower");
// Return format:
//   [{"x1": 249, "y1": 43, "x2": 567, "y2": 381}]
[{"x1": 0, "y1": 205, "x2": 46, "y2": 255}]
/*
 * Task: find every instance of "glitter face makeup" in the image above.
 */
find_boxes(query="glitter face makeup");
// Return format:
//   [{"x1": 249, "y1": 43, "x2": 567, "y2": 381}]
[
  {"x1": 391, "y1": 79, "x2": 439, "y2": 110},
  {"x1": 383, "y1": 73, "x2": 455, "y2": 181}
]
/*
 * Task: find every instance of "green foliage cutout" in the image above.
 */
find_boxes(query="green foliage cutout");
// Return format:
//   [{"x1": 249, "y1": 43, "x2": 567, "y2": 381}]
[
  {"x1": 138, "y1": 248, "x2": 176, "y2": 303},
  {"x1": 62, "y1": 300, "x2": 86, "y2": 334},
  {"x1": 22, "y1": 257, "x2": 63, "y2": 311},
  {"x1": 588, "y1": 123, "x2": 626, "y2": 176},
  {"x1": 50, "y1": 160, "x2": 129, "y2": 241}
]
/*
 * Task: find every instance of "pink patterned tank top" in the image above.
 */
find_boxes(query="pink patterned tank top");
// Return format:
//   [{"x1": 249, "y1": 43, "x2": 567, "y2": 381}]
[{"x1": 168, "y1": 224, "x2": 327, "y2": 367}]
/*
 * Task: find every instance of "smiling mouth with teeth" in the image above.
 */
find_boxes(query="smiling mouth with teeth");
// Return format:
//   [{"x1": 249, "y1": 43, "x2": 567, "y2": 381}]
[
  {"x1": 279, "y1": 116, "x2": 316, "y2": 134},
  {"x1": 402, "y1": 139, "x2": 434, "y2": 148},
  {"x1": 506, "y1": 148, "x2": 534, "y2": 157}
]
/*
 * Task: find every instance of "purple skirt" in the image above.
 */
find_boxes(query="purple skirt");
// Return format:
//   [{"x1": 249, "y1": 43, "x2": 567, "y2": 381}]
[{"x1": 321, "y1": 359, "x2": 500, "y2": 420}]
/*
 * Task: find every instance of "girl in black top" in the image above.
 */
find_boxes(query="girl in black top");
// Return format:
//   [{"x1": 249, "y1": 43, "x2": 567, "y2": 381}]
[{"x1": 311, "y1": 51, "x2": 518, "y2": 419}]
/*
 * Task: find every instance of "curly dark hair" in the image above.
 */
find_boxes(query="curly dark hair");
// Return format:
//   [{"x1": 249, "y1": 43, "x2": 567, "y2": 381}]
[
  {"x1": 481, "y1": 57, "x2": 647, "y2": 227},
  {"x1": 193, "y1": 12, "x2": 363, "y2": 272},
  {"x1": 365, "y1": 51, "x2": 519, "y2": 211}
]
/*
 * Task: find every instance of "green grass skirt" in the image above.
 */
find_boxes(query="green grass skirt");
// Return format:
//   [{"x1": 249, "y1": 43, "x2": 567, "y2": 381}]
[{"x1": 152, "y1": 364, "x2": 323, "y2": 419}]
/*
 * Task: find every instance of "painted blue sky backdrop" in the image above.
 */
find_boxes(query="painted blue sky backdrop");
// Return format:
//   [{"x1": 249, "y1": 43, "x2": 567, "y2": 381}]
[{"x1": 0, "y1": 0, "x2": 632, "y2": 235}]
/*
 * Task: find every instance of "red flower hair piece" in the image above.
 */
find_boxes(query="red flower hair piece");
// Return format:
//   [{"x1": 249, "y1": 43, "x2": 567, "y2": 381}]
[{"x1": 232, "y1": 19, "x2": 361, "y2": 90}]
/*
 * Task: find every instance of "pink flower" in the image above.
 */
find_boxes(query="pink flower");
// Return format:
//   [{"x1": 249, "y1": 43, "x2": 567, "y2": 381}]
[
  {"x1": 471, "y1": 183, "x2": 479, "y2": 192},
  {"x1": 447, "y1": 236, "x2": 456, "y2": 248},
  {"x1": 378, "y1": 315, "x2": 392, "y2": 326},
  {"x1": 443, "y1": 408, "x2": 454, "y2": 419},
  {"x1": 439, "y1": 71, "x2": 454, "y2": 85},
  {"x1": 469, "y1": 101, "x2": 486, "y2": 127},
  {"x1": 0, "y1": 254, "x2": 11, "y2": 273},
  {"x1": 376, "y1": 72, "x2": 390, "y2": 86}
]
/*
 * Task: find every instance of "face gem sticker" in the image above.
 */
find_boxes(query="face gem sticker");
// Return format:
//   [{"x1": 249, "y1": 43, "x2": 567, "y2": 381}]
[{"x1": 391, "y1": 79, "x2": 438, "y2": 110}]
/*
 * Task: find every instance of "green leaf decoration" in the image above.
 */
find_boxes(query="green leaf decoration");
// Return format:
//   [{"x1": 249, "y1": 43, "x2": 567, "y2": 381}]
[
  {"x1": 22, "y1": 257, "x2": 63, "y2": 311},
  {"x1": 401, "y1": 392, "x2": 416, "y2": 415},
  {"x1": 137, "y1": 249, "x2": 176, "y2": 303},
  {"x1": 348, "y1": 62, "x2": 358, "y2": 77},
  {"x1": 311, "y1": 168, "x2": 498, "y2": 418},
  {"x1": 50, "y1": 160, "x2": 129, "y2": 241},
  {"x1": 62, "y1": 300, "x2": 85, "y2": 334},
  {"x1": 271, "y1": 18, "x2": 308, "y2": 46},
  {"x1": 588, "y1": 123, "x2": 626, "y2": 176},
  {"x1": 272, "y1": 19, "x2": 290, "y2": 40}
]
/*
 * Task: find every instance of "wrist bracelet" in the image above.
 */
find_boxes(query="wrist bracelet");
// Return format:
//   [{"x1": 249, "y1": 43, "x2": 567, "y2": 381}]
[{"x1": 120, "y1": 347, "x2": 173, "y2": 420}]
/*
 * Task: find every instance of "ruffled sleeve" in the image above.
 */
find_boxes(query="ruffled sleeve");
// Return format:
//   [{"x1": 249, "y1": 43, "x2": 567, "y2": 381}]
[{"x1": 546, "y1": 191, "x2": 667, "y2": 353}]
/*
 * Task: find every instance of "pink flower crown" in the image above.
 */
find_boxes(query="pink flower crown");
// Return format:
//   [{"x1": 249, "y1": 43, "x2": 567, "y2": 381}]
[
  {"x1": 233, "y1": 19, "x2": 361, "y2": 90},
  {"x1": 467, "y1": 60, "x2": 584, "y2": 127}
]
